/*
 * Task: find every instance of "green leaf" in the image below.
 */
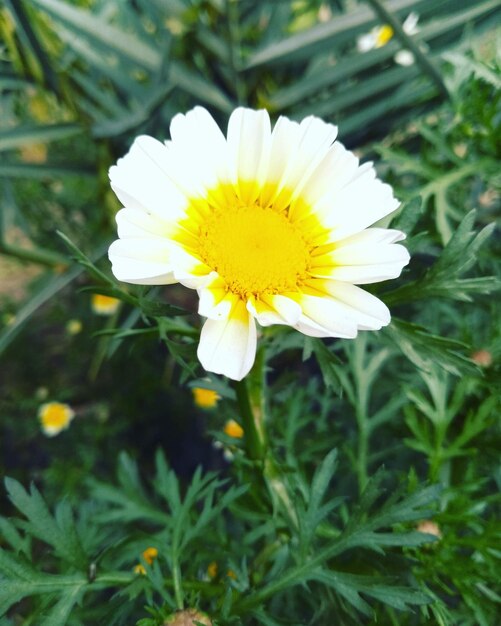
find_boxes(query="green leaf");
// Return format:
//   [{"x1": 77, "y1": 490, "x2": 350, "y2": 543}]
[
  {"x1": 31, "y1": 0, "x2": 160, "y2": 70},
  {"x1": 386, "y1": 211, "x2": 499, "y2": 305},
  {"x1": 4, "y1": 479, "x2": 88, "y2": 568},
  {"x1": 39, "y1": 585, "x2": 84, "y2": 626},
  {"x1": 0, "y1": 162, "x2": 94, "y2": 178},
  {"x1": 0, "y1": 550, "x2": 86, "y2": 615},
  {"x1": 384, "y1": 319, "x2": 477, "y2": 376},
  {"x1": 0, "y1": 124, "x2": 82, "y2": 151}
]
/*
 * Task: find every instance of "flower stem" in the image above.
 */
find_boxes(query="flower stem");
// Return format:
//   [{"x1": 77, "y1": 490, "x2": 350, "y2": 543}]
[
  {"x1": 234, "y1": 377, "x2": 266, "y2": 461},
  {"x1": 172, "y1": 551, "x2": 184, "y2": 610}
]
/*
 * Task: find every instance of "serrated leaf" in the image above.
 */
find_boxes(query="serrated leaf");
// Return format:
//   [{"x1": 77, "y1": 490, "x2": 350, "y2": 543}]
[
  {"x1": 384, "y1": 319, "x2": 478, "y2": 376},
  {"x1": 39, "y1": 585, "x2": 84, "y2": 626},
  {"x1": 0, "y1": 550, "x2": 86, "y2": 615},
  {"x1": 4, "y1": 479, "x2": 87, "y2": 567}
]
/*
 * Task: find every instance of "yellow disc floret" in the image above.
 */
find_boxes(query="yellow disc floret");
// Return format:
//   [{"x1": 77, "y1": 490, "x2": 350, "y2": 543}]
[{"x1": 198, "y1": 205, "x2": 310, "y2": 299}]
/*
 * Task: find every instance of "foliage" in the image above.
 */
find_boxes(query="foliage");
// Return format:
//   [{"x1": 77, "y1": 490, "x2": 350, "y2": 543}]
[{"x1": 1, "y1": 0, "x2": 500, "y2": 624}]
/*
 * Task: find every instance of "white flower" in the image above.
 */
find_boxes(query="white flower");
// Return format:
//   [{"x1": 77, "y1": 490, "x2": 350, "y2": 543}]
[
  {"x1": 357, "y1": 13, "x2": 420, "y2": 66},
  {"x1": 108, "y1": 107, "x2": 409, "y2": 380}
]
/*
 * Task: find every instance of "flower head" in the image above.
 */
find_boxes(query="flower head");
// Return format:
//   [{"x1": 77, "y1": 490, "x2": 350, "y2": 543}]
[
  {"x1": 91, "y1": 293, "x2": 121, "y2": 316},
  {"x1": 224, "y1": 419, "x2": 244, "y2": 439},
  {"x1": 38, "y1": 402, "x2": 75, "y2": 437},
  {"x1": 357, "y1": 13, "x2": 420, "y2": 65},
  {"x1": 109, "y1": 107, "x2": 409, "y2": 380},
  {"x1": 133, "y1": 546, "x2": 158, "y2": 574},
  {"x1": 192, "y1": 387, "x2": 220, "y2": 408}
]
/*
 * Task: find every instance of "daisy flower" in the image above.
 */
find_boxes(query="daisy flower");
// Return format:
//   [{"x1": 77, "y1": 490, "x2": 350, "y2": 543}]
[
  {"x1": 357, "y1": 13, "x2": 420, "y2": 66},
  {"x1": 38, "y1": 401, "x2": 75, "y2": 437},
  {"x1": 108, "y1": 107, "x2": 409, "y2": 380}
]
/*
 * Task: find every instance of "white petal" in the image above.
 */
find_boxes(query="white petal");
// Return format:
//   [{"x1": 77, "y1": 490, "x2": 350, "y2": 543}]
[
  {"x1": 311, "y1": 239, "x2": 410, "y2": 284},
  {"x1": 263, "y1": 115, "x2": 338, "y2": 211},
  {"x1": 170, "y1": 246, "x2": 214, "y2": 289},
  {"x1": 403, "y1": 12, "x2": 419, "y2": 35},
  {"x1": 291, "y1": 293, "x2": 359, "y2": 339},
  {"x1": 296, "y1": 141, "x2": 359, "y2": 208},
  {"x1": 316, "y1": 280, "x2": 391, "y2": 329},
  {"x1": 317, "y1": 173, "x2": 400, "y2": 240},
  {"x1": 108, "y1": 238, "x2": 176, "y2": 285},
  {"x1": 226, "y1": 107, "x2": 271, "y2": 203},
  {"x1": 169, "y1": 106, "x2": 228, "y2": 191},
  {"x1": 109, "y1": 136, "x2": 189, "y2": 221},
  {"x1": 115, "y1": 208, "x2": 172, "y2": 240},
  {"x1": 198, "y1": 276, "x2": 232, "y2": 320},
  {"x1": 334, "y1": 227, "x2": 406, "y2": 246},
  {"x1": 283, "y1": 116, "x2": 338, "y2": 196},
  {"x1": 395, "y1": 50, "x2": 415, "y2": 66},
  {"x1": 357, "y1": 33, "x2": 376, "y2": 52},
  {"x1": 247, "y1": 294, "x2": 302, "y2": 327},
  {"x1": 198, "y1": 296, "x2": 257, "y2": 380}
]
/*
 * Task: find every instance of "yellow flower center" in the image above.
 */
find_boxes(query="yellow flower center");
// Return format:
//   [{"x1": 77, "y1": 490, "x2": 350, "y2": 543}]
[
  {"x1": 197, "y1": 204, "x2": 309, "y2": 299},
  {"x1": 375, "y1": 24, "x2": 394, "y2": 47},
  {"x1": 39, "y1": 403, "x2": 73, "y2": 430}
]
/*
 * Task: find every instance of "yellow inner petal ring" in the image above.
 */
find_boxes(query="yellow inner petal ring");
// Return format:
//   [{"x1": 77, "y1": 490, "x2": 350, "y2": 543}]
[{"x1": 197, "y1": 204, "x2": 310, "y2": 299}]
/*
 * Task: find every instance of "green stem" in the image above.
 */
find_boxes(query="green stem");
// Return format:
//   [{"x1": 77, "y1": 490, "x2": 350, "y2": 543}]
[
  {"x1": 234, "y1": 377, "x2": 266, "y2": 461},
  {"x1": 0, "y1": 241, "x2": 68, "y2": 268},
  {"x1": 352, "y1": 338, "x2": 370, "y2": 494},
  {"x1": 356, "y1": 409, "x2": 369, "y2": 494},
  {"x1": 171, "y1": 551, "x2": 184, "y2": 610},
  {"x1": 365, "y1": 0, "x2": 449, "y2": 99}
]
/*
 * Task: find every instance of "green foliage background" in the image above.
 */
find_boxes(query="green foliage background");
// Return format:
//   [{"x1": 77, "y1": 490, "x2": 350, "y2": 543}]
[{"x1": 0, "y1": 1, "x2": 500, "y2": 624}]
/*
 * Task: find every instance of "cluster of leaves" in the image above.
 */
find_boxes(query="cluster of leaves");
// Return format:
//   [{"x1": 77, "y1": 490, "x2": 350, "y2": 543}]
[{"x1": 0, "y1": 449, "x2": 441, "y2": 625}]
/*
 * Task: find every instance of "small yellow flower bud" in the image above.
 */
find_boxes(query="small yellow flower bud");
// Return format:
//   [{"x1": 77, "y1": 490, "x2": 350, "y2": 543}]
[
  {"x1": 223, "y1": 419, "x2": 244, "y2": 439},
  {"x1": 192, "y1": 387, "x2": 220, "y2": 409},
  {"x1": 91, "y1": 294, "x2": 121, "y2": 316},
  {"x1": 142, "y1": 547, "x2": 158, "y2": 565}
]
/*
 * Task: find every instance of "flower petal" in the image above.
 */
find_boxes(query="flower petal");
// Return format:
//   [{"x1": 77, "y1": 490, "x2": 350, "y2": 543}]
[
  {"x1": 226, "y1": 107, "x2": 272, "y2": 204},
  {"x1": 115, "y1": 208, "x2": 172, "y2": 240},
  {"x1": 109, "y1": 136, "x2": 188, "y2": 221},
  {"x1": 108, "y1": 238, "x2": 176, "y2": 285},
  {"x1": 198, "y1": 296, "x2": 257, "y2": 380},
  {"x1": 264, "y1": 115, "x2": 338, "y2": 211},
  {"x1": 290, "y1": 292, "x2": 359, "y2": 338},
  {"x1": 310, "y1": 229, "x2": 410, "y2": 284},
  {"x1": 308, "y1": 279, "x2": 391, "y2": 329},
  {"x1": 247, "y1": 294, "x2": 302, "y2": 327},
  {"x1": 316, "y1": 171, "x2": 400, "y2": 241},
  {"x1": 169, "y1": 106, "x2": 228, "y2": 192},
  {"x1": 198, "y1": 276, "x2": 232, "y2": 320},
  {"x1": 170, "y1": 246, "x2": 215, "y2": 289}
]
